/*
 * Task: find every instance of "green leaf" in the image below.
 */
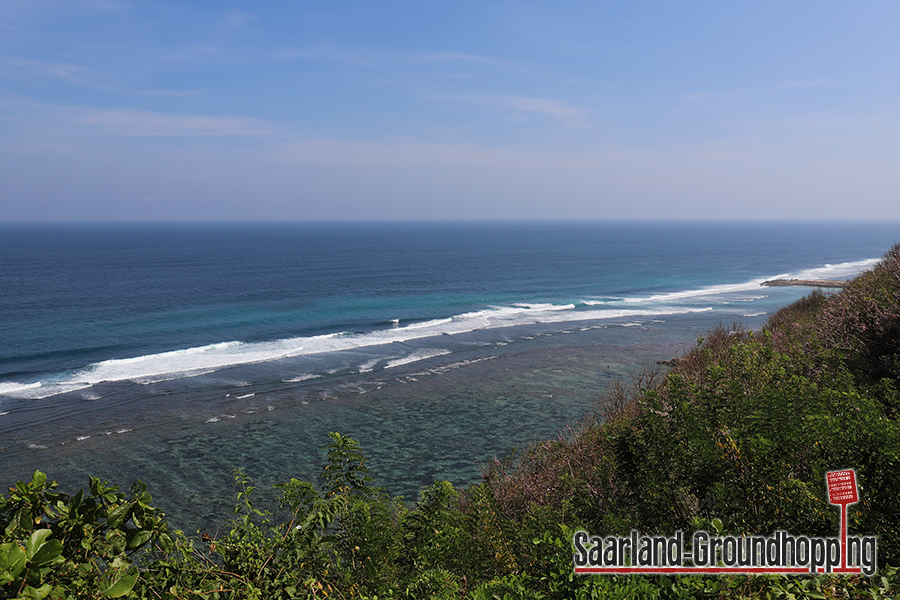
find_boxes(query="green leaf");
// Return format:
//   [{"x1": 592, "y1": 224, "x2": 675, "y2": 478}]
[
  {"x1": 31, "y1": 471, "x2": 47, "y2": 488},
  {"x1": 107, "y1": 502, "x2": 131, "y2": 529},
  {"x1": 25, "y1": 529, "x2": 53, "y2": 560},
  {"x1": 127, "y1": 529, "x2": 153, "y2": 550},
  {"x1": 19, "y1": 583, "x2": 54, "y2": 600},
  {"x1": 7, "y1": 509, "x2": 28, "y2": 536},
  {"x1": 100, "y1": 565, "x2": 139, "y2": 598},
  {"x1": 157, "y1": 532, "x2": 175, "y2": 553},
  {"x1": 0, "y1": 543, "x2": 27, "y2": 584},
  {"x1": 30, "y1": 539, "x2": 63, "y2": 567}
]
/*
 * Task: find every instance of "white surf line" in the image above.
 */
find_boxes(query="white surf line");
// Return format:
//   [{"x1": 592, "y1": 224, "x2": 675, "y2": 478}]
[{"x1": 4, "y1": 303, "x2": 717, "y2": 401}]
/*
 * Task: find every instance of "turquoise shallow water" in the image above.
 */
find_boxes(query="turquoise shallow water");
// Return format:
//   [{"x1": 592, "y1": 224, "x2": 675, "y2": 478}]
[{"x1": 1, "y1": 221, "x2": 898, "y2": 531}]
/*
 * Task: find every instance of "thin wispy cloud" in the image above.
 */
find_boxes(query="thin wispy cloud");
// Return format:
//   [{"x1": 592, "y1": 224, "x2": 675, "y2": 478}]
[
  {"x1": 685, "y1": 79, "x2": 837, "y2": 102},
  {"x1": 275, "y1": 46, "x2": 516, "y2": 75},
  {"x1": 0, "y1": 0, "x2": 125, "y2": 16},
  {"x1": 67, "y1": 107, "x2": 270, "y2": 137},
  {"x1": 455, "y1": 95, "x2": 590, "y2": 128},
  {"x1": 272, "y1": 137, "x2": 635, "y2": 170},
  {"x1": 416, "y1": 52, "x2": 497, "y2": 64},
  {"x1": 70, "y1": 0, "x2": 127, "y2": 13},
  {"x1": 275, "y1": 45, "x2": 375, "y2": 66},
  {"x1": 274, "y1": 138, "x2": 516, "y2": 169},
  {"x1": 775, "y1": 79, "x2": 838, "y2": 90},
  {"x1": 211, "y1": 8, "x2": 261, "y2": 42},
  {"x1": 220, "y1": 9, "x2": 257, "y2": 31},
  {"x1": 128, "y1": 89, "x2": 201, "y2": 98},
  {"x1": 413, "y1": 52, "x2": 519, "y2": 71},
  {"x1": 2, "y1": 55, "x2": 197, "y2": 98},
  {"x1": 1, "y1": 98, "x2": 272, "y2": 140},
  {"x1": 683, "y1": 89, "x2": 751, "y2": 102},
  {"x1": 2, "y1": 57, "x2": 87, "y2": 82}
]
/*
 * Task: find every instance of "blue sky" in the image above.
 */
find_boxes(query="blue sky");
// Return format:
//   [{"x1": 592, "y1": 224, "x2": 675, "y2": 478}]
[{"x1": 1, "y1": 1, "x2": 899, "y2": 221}]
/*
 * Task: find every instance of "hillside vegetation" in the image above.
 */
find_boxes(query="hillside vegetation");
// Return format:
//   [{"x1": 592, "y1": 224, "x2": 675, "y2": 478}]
[{"x1": 3, "y1": 245, "x2": 900, "y2": 599}]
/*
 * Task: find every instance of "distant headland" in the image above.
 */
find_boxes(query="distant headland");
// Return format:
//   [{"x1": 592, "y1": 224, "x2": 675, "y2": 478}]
[{"x1": 760, "y1": 279, "x2": 848, "y2": 289}]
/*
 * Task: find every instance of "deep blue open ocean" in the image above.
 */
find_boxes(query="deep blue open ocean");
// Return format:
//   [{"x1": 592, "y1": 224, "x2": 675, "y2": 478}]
[{"x1": 1, "y1": 221, "x2": 897, "y2": 530}]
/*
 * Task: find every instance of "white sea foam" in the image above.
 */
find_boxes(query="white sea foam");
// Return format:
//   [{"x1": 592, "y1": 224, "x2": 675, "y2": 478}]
[
  {"x1": 132, "y1": 369, "x2": 219, "y2": 385},
  {"x1": 6, "y1": 304, "x2": 714, "y2": 400},
  {"x1": 785, "y1": 261, "x2": 878, "y2": 283},
  {"x1": 357, "y1": 357, "x2": 387, "y2": 373},
  {"x1": 0, "y1": 382, "x2": 42, "y2": 396},
  {"x1": 2, "y1": 382, "x2": 92, "y2": 400},
  {"x1": 613, "y1": 280, "x2": 771, "y2": 304},
  {"x1": 512, "y1": 303, "x2": 576, "y2": 311},
  {"x1": 385, "y1": 349, "x2": 453, "y2": 369},
  {"x1": 426, "y1": 355, "x2": 498, "y2": 374},
  {"x1": 589, "y1": 258, "x2": 877, "y2": 307},
  {"x1": 282, "y1": 374, "x2": 319, "y2": 383},
  {"x1": 8, "y1": 304, "x2": 719, "y2": 400}
]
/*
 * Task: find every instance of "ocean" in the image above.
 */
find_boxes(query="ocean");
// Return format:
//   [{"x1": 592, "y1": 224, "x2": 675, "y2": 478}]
[{"x1": 0, "y1": 220, "x2": 896, "y2": 531}]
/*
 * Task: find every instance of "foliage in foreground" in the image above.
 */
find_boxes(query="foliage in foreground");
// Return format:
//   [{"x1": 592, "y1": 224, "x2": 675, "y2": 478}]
[
  {"x1": 0, "y1": 473, "x2": 171, "y2": 599},
  {"x1": 4, "y1": 244, "x2": 900, "y2": 598},
  {"x1": 4, "y1": 444, "x2": 898, "y2": 599}
]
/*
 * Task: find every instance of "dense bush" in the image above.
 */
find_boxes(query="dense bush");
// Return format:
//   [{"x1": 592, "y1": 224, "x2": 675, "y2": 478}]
[
  {"x1": 0, "y1": 473, "x2": 172, "y2": 599},
  {"x1": 3, "y1": 432, "x2": 898, "y2": 598}
]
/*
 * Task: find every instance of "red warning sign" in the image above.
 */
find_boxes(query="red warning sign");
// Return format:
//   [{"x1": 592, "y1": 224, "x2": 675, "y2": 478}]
[{"x1": 826, "y1": 469, "x2": 858, "y2": 505}]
